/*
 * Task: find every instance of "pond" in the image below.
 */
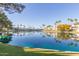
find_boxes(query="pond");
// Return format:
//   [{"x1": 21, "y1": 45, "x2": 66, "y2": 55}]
[{"x1": 1, "y1": 31, "x2": 79, "y2": 52}]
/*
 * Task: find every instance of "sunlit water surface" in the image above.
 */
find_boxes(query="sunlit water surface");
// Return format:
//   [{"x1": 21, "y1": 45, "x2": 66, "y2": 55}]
[{"x1": 6, "y1": 32, "x2": 79, "y2": 52}]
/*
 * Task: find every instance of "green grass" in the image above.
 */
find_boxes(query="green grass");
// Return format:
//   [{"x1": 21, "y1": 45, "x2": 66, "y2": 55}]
[{"x1": 0, "y1": 43, "x2": 67, "y2": 56}]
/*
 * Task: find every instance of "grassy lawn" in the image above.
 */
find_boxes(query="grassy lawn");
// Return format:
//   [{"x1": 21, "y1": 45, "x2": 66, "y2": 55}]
[{"x1": 0, "y1": 43, "x2": 70, "y2": 56}]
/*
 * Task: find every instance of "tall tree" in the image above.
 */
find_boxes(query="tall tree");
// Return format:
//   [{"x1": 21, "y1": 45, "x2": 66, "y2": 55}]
[
  {"x1": 55, "y1": 20, "x2": 61, "y2": 25},
  {"x1": 0, "y1": 3, "x2": 25, "y2": 32},
  {"x1": 74, "y1": 18, "x2": 78, "y2": 23},
  {"x1": 67, "y1": 18, "x2": 73, "y2": 22},
  {"x1": 0, "y1": 12, "x2": 12, "y2": 31},
  {"x1": 54, "y1": 20, "x2": 61, "y2": 29}
]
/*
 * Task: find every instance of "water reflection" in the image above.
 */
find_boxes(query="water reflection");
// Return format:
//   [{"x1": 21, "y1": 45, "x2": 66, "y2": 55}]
[
  {"x1": 43, "y1": 31, "x2": 78, "y2": 40},
  {"x1": 56, "y1": 33, "x2": 74, "y2": 40},
  {"x1": 43, "y1": 32, "x2": 79, "y2": 47},
  {"x1": 43, "y1": 32, "x2": 71, "y2": 39},
  {"x1": 67, "y1": 42, "x2": 78, "y2": 47},
  {"x1": 7, "y1": 31, "x2": 79, "y2": 51}
]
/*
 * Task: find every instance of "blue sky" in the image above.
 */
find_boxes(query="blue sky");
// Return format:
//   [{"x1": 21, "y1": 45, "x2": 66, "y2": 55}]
[{"x1": 5, "y1": 3, "x2": 79, "y2": 28}]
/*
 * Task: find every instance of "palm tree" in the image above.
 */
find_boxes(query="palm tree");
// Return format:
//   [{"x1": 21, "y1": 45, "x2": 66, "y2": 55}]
[
  {"x1": 54, "y1": 20, "x2": 61, "y2": 31},
  {"x1": 23, "y1": 25, "x2": 25, "y2": 29},
  {"x1": 42, "y1": 24, "x2": 45, "y2": 27},
  {"x1": 42, "y1": 24, "x2": 46, "y2": 29},
  {"x1": 74, "y1": 18, "x2": 78, "y2": 23},
  {"x1": 67, "y1": 18, "x2": 73, "y2": 23},
  {"x1": 47, "y1": 25, "x2": 52, "y2": 27},
  {"x1": 55, "y1": 20, "x2": 61, "y2": 25}
]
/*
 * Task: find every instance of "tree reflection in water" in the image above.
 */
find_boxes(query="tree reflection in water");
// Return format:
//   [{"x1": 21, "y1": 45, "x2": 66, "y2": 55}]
[
  {"x1": 44, "y1": 32, "x2": 74, "y2": 40},
  {"x1": 43, "y1": 32, "x2": 79, "y2": 47},
  {"x1": 55, "y1": 32, "x2": 74, "y2": 40},
  {"x1": 67, "y1": 42, "x2": 78, "y2": 47}
]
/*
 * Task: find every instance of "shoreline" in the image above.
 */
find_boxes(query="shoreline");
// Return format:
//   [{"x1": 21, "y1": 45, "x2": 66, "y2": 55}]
[
  {"x1": 1, "y1": 42, "x2": 79, "y2": 56},
  {"x1": 6, "y1": 43, "x2": 79, "y2": 53}
]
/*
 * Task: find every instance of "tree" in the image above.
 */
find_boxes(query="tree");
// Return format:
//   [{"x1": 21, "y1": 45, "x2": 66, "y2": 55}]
[
  {"x1": 55, "y1": 20, "x2": 61, "y2": 25},
  {"x1": 67, "y1": 18, "x2": 78, "y2": 24},
  {"x1": 74, "y1": 18, "x2": 78, "y2": 23},
  {"x1": 57, "y1": 24, "x2": 71, "y2": 32},
  {"x1": 0, "y1": 3, "x2": 25, "y2": 13},
  {"x1": 0, "y1": 3, "x2": 25, "y2": 32},
  {"x1": 47, "y1": 25, "x2": 52, "y2": 27},
  {"x1": 67, "y1": 18, "x2": 73, "y2": 22},
  {"x1": 42, "y1": 24, "x2": 45, "y2": 27},
  {"x1": 0, "y1": 12, "x2": 12, "y2": 31},
  {"x1": 54, "y1": 20, "x2": 61, "y2": 31}
]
